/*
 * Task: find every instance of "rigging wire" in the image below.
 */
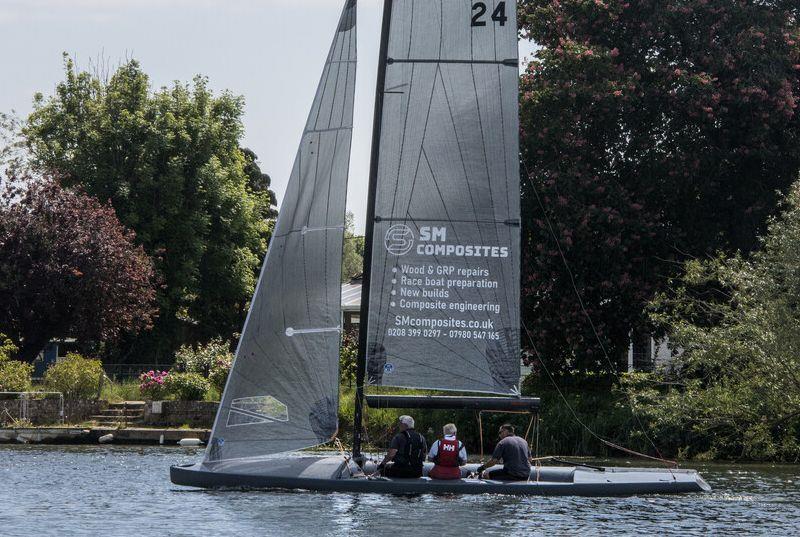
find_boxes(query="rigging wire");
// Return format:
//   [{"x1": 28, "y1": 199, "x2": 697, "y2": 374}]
[
  {"x1": 521, "y1": 160, "x2": 677, "y2": 468},
  {"x1": 522, "y1": 320, "x2": 677, "y2": 467}
]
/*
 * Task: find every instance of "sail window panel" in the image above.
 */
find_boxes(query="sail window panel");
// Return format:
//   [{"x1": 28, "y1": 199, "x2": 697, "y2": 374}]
[{"x1": 420, "y1": 68, "x2": 497, "y2": 222}]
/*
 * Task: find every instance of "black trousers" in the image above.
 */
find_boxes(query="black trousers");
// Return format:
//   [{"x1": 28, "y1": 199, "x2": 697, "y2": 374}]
[
  {"x1": 383, "y1": 463, "x2": 423, "y2": 478},
  {"x1": 487, "y1": 468, "x2": 529, "y2": 481}
]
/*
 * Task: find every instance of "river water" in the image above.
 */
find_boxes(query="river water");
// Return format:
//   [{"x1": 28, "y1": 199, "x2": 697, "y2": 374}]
[{"x1": 1, "y1": 445, "x2": 798, "y2": 536}]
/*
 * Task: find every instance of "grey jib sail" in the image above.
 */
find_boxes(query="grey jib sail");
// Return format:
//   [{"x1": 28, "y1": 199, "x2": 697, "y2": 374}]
[
  {"x1": 204, "y1": 0, "x2": 357, "y2": 463},
  {"x1": 365, "y1": 0, "x2": 520, "y2": 394}
]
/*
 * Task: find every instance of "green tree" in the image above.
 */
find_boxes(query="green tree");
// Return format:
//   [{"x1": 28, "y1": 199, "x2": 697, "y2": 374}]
[
  {"x1": 518, "y1": 1, "x2": 800, "y2": 373},
  {"x1": 628, "y1": 180, "x2": 800, "y2": 461},
  {"x1": 23, "y1": 56, "x2": 277, "y2": 362},
  {"x1": 341, "y1": 212, "x2": 364, "y2": 282},
  {"x1": 241, "y1": 147, "x2": 277, "y2": 211}
]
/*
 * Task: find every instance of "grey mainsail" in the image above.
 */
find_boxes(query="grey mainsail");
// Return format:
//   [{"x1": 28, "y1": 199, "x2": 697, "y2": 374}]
[
  {"x1": 365, "y1": 0, "x2": 521, "y2": 394},
  {"x1": 204, "y1": 0, "x2": 357, "y2": 463}
]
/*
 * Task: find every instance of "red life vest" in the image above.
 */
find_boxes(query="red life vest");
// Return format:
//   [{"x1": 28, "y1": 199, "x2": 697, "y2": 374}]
[{"x1": 429, "y1": 437, "x2": 462, "y2": 480}]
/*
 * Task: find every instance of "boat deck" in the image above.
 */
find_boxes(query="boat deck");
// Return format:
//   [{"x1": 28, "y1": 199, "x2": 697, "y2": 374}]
[{"x1": 170, "y1": 456, "x2": 711, "y2": 496}]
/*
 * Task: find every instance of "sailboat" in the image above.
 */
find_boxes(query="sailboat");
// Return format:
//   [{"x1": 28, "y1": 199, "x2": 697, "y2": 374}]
[{"x1": 171, "y1": 0, "x2": 710, "y2": 495}]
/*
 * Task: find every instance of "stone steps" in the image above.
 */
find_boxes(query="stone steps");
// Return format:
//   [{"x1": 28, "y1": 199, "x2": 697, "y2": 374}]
[{"x1": 92, "y1": 401, "x2": 146, "y2": 426}]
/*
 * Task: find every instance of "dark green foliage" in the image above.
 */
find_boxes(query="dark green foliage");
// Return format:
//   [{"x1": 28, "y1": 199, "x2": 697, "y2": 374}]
[
  {"x1": 23, "y1": 56, "x2": 276, "y2": 362},
  {"x1": 625, "y1": 181, "x2": 800, "y2": 461},
  {"x1": 517, "y1": 0, "x2": 800, "y2": 374}
]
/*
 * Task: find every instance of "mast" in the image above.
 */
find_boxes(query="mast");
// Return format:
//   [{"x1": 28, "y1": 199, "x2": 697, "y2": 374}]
[{"x1": 353, "y1": 0, "x2": 393, "y2": 462}]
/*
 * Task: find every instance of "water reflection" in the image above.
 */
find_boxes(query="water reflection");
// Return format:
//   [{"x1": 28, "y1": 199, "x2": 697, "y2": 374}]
[{"x1": 1, "y1": 446, "x2": 798, "y2": 536}]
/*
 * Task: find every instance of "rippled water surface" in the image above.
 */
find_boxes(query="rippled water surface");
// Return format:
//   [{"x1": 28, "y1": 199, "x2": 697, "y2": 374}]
[{"x1": 1, "y1": 445, "x2": 799, "y2": 536}]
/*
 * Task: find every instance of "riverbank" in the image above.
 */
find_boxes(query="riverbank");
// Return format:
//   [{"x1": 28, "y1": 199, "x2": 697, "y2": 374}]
[
  {"x1": 0, "y1": 427, "x2": 209, "y2": 445},
  {"x1": 6, "y1": 378, "x2": 796, "y2": 463}
]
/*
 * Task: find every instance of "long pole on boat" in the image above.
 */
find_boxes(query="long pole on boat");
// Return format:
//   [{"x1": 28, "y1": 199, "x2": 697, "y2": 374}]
[{"x1": 353, "y1": 0, "x2": 393, "y2": 463}]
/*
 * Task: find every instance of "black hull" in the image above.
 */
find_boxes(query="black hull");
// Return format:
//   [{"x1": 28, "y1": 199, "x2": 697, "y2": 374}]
[{"x1": 170, "y1": 457, "x2": 710, "y2": 497}]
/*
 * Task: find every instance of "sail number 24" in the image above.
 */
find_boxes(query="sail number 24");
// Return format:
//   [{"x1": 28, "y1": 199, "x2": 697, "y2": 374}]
[{"x1": 471, "y1": 1, "x2": 507, "y2": 27}]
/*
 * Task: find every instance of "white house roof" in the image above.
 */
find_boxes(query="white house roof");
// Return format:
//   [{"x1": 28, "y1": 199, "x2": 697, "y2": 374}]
[{"x1": 341, "y1": 278, "x2": 362, "y2": 312}]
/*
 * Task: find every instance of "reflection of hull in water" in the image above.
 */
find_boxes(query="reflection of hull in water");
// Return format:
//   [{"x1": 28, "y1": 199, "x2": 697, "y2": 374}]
[{"x1": 171, "y1": 456, "x2": 711, "y2": 496}]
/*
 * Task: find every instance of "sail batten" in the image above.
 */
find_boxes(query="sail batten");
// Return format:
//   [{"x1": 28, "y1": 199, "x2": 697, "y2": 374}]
[
  {"x1": 365, "y1": 0, "x2": 520, "y2": 395},
  {"x1": 204, "y1": 0, "x2": 357, "y2": 464}
]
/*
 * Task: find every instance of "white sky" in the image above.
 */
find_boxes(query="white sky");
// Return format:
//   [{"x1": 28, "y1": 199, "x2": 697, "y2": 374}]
[{"x1": 0, "y1": 0, "x2": 536, "y2": 233}]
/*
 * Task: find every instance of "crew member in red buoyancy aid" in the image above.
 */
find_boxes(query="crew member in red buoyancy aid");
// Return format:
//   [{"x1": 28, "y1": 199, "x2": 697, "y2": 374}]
[{"x1": 428, "y1": 423, "x2": 467, "y2": 480}]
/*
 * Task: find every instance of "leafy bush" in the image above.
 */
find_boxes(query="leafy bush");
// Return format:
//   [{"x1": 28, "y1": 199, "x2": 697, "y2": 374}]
[
  {"x1": 174, "y1": 337, "x2": 233, "y2": 397},
  {"x1": 0, "y1": 333, "x2": 17, "y2": 362},
  {"x1": 175, "y1": 337, "x2": 232, "y2": 377},
  {"x1": 208, "y1": 354, "x2": 232, "y2": 394},
  {"x1": 339, "y1": 329, "x2": 358, "y2": 387},
  {"x1": 164, "y1": 372, "x2": 209, "y2": 401},
  {"x1": 139, "y1": 370, "x2": 170, "y2": 400},
  {"x1": 0, "y1": 360, "x2": 33, "y2": 392},
  {"x1": 0, "y1": 333, "x2": 29, "y2": 392},
  {"x1": 43, "y1": 353, "x2": 104, "y2": 400}
]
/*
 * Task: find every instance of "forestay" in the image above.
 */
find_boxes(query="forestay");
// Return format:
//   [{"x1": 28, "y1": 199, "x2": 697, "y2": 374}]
[
  {"x1": 365, "y1": 0, "x2": 521, "y2": 394},
  {"x1": 204, "y1": 0, "x2": 357, "y2": 463}
]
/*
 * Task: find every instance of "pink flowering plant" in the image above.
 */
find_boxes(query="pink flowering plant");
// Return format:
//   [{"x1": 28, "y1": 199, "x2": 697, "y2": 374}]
[{"x1": 139, "y1": 370, "x2": 170, "y2": 400}]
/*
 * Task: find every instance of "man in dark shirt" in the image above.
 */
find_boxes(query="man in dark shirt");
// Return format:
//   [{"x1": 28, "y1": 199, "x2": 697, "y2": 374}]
[
  {"x1": 376, "y1": 415, "x2": 428, "y2": 478},
  {"x1": 476, "y1": 424, "x2": 531, "y2": 481}
]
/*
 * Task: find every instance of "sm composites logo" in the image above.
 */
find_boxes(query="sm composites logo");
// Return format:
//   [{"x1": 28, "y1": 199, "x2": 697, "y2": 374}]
[{"x1": 384, "y1": 224, "x2": 414, "y2": 256}]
